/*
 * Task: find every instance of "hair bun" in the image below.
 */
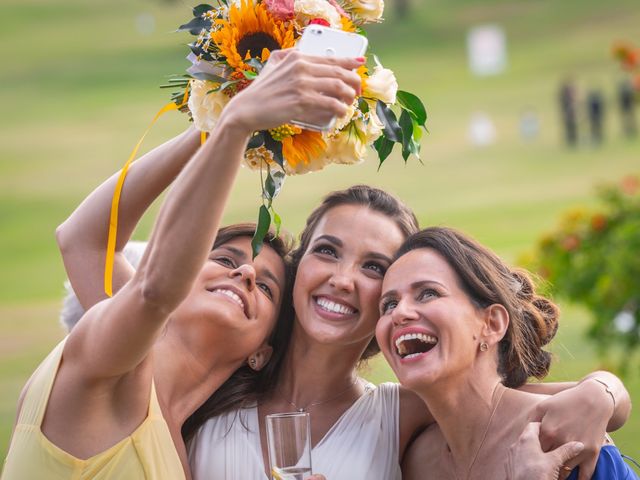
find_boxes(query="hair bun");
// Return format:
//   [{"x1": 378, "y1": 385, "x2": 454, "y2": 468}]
[
  {"x1": 531, "y1": 296, "x2": 559, "y2": 346},
  {"x1": 511, "y1": 269, "x2": 534, "y2": 301}
]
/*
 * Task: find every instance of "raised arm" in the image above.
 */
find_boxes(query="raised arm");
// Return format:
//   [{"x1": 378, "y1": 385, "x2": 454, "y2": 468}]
[
  {"x1": 63, "y1": 50, "x2": 363, "y2": 381},
  {"x1": 56, "y1": 126, "x2": 201, "y2": 310}
]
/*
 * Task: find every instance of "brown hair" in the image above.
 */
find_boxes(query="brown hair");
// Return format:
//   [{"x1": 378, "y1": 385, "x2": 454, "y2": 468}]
[
  {"x1": 290, "y1": 185, "x2": 419, "y2": 360},
  {"x1": 396, "y1": 227, "x2": 559, "y2": 388},
  {"x1": 182, "y1": 223, "x2": 295, "y2": 442}
]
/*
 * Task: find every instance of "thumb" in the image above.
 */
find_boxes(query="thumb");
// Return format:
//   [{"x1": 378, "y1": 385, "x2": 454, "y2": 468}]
[
  {"x1": 308, "y1": 476, "x2": 326, "y2": 480},
  {"x1": 553, "y1": 441, "x2": 584, "y2": 465}
]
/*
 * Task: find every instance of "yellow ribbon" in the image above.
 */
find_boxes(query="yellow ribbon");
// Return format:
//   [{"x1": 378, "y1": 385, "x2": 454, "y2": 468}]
[{"x1": 104, "y1": 88, "x2": 191, "y2": 296}]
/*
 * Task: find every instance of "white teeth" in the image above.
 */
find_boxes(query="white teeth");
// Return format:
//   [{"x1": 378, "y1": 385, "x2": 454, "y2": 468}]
[
  {"x1": 210, "y1": 289, "x2": 245, "y2": 312},
  {"x1": 316, "y1": 297, "x2": 356, "y2": 315},
  {"x1": 394, "y1": 333, "x2": 438, "y2": 357}
]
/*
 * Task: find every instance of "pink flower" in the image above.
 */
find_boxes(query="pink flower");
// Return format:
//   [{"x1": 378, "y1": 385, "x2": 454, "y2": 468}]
[
  {"x1": 326, "y1": 0, "x2": 348, "y2": 17},
  {"x1": 265, "y1": 0, "x2": 295, "y2": 20}
]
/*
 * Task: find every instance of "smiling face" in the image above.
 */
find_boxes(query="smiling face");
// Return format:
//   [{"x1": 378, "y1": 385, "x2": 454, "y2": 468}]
[
  {"x1": 375, "y1": 248, "x2": 487, "y2": 391},
  {"x1": 177, "y1": 235, "x2": 286, "y2": 363},
  {"x1": 292, "y1": 204, "x2": 405, "y2": 351}
]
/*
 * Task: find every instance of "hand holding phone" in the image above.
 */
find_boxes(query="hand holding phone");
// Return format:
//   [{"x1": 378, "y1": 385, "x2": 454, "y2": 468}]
[{"x1": 291, "y1": 25, "x2": 368, "y2": 132}]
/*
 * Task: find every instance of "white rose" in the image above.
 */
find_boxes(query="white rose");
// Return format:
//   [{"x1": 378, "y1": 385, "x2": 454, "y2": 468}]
[
  {"x1": 363, "y1": 64, "x2": 398, "y2": 105},
  {"x1": 324, "y1": 125, "x2": 368, "y2": 165},
  {"x1": 360, "y1": 110, "x2": 384, "y2": 143},
  {"x1": 188, "y1": 80, "x2": 230, "y2": 133},
  {"x1": 333, "y1": 102, "x2": 357, "y2": 133},
  {"x1": 347, "y1": 0, "x2": 384, "y2": 23},
  {"x1": 294, "y1": 0, "x2": 342, "y2": 28}
]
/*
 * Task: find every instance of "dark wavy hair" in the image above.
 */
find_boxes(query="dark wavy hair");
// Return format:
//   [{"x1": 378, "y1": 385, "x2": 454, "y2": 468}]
[
  {"x1": 396, "y1": 227, "x2": 559, "y2": 388},
  {"x1": 290, "y1": 185, "x2": 419, "y2": 361},
  {"x1": 182, "y1": 223, "x2": 295, "y2": 442}
]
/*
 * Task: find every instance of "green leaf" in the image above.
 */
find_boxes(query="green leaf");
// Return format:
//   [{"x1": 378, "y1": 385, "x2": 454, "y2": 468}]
[
  {"x1": 355, "y1": 27, "x2": 368, "y2": 37},
  {"x1": 376, "y1": 101, "x2": 403, "y2": 143},
  {"x1": 247, "y1": 131, "x2": 265, "y2": 149},
  {"x1": 191, "y1": 71, "x2": 227, "y2": 83},
  {"x1": 251, "y1": 205, "x2": 271, "y2": 259},
  {"x1": 358, "y1": 97, "x2": 370, "y2": 114},
  {"x1": 207, "y1": 80, "x2": 239, "y2": 93},
  {"x1": 263, "y1": 133, "x2": 284, "y2": 168},
  {"x1": 272, "y1": 210, "x2": 282, "y2": 236},
  {"x1": 399, "y1": 109, "x2": 420, "y2": 161},
  {"x1": 193, "y1": 4, "x2": 214, "y2": 17},
  {"x1": 374, "y1": 135, "x2": 394, "y2": 168},
  {"x1": 246, "y1": 58, "x2": 265, "y2": 73},
  {"x1": 265, "y1": 171, "x2": 276, "y2": 200},
  {"x1": 397, "y1": 90, "x2": 427, "y2": 127},
  {"x1": 242, "y1": 70, "x2": 258, "y2": 80},
  {"x1": 179, "y1": 17, "x2": 211, "y2": 35}
]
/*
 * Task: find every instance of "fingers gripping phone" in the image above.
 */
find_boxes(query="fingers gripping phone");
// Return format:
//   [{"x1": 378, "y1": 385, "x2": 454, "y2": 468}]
[{"x1": 291, "y1": 25, "x2": 369, "y2": 132}]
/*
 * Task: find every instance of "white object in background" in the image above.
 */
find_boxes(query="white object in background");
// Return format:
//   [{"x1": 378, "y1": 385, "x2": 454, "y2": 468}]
[
  {"x1": 468, "y1": 112, "x2": 496, "y2": 147},
  {"x1": 467, "y1": 25, "x2": 507, "y2": 76},
  {"x1": 613, "y1": 310, "x2": 636, "y2": 334},
  {"x1": 135, "y1": 13, "x2": 156, "y2": 36}
]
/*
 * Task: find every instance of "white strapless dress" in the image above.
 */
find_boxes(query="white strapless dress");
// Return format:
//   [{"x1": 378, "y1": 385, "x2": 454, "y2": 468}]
[{"x1": 188, "y1": 382, "x2": 401, "y2": 480}]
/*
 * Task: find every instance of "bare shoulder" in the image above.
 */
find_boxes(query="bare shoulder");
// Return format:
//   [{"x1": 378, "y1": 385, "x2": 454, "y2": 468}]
[{"x1": 398, "y1": 385, "x2": 434, "y2": 459}]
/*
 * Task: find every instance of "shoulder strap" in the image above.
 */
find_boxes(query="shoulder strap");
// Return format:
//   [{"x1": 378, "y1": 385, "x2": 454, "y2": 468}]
[{"x1": 16, "y1": 338, "x2": 67, "y2": 427}]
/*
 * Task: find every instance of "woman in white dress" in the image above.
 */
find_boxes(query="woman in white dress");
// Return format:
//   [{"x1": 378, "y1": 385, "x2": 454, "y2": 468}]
[{"x1": 187, "y1": 186, "x2": 632, "y2": 480}]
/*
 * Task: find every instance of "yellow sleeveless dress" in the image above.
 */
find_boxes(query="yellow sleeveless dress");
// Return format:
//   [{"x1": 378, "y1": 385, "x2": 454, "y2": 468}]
[{"x1": 1, "y1": 339, "x2": 186, "y2": 480}]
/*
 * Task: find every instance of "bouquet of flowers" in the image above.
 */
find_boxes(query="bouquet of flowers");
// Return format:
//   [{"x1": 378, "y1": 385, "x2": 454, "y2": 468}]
[{"x1": 163, "y1": 0, "x2": 427, "y2": 255}]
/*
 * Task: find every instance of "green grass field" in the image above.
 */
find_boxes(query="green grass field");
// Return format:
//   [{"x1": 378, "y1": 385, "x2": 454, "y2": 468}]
[{"x1": 1, "y1": 0, "x2": 639, "y2": 465}]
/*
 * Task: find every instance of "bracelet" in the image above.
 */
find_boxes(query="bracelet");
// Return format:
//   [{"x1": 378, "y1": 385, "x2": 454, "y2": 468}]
[{"x1": 591, "y1": 378, "x2": 617, "y2": 412}]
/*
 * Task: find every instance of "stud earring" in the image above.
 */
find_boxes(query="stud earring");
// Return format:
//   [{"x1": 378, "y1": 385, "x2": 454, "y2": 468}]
[
  {"x1": 249, "y1": 358, "x2": 257, "y2": 368},
  {"x1": 479, "y1": 342, "x2": 489, "y2": 352}
]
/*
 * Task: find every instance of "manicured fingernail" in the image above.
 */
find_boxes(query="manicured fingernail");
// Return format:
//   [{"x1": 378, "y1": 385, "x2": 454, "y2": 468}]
[{"x1": 356, "y1": 57, "x2": 366, "y2": 62}]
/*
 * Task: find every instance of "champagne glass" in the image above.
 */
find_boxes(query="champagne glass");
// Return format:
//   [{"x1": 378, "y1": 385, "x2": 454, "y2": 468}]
[{"x1": 266, "y1": 412, "x2": 313, "y2": 480}]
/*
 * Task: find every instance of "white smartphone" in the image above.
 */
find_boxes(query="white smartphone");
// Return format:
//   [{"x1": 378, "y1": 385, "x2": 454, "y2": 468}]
[{"x1": 292, "y1": 25, "x2": 369, "y2": 132}]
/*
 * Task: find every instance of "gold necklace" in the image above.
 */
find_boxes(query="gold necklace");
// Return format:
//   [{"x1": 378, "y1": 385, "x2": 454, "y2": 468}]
[
  {"x1": 284, "y1": 377, "x2": 360, "y2": 412},
  {"x1": 450, "y1": 383, "x2": 505, "y2": 480}
]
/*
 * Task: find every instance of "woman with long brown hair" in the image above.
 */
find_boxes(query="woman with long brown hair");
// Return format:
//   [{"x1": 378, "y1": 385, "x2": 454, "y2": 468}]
[{"x1": 377, "y1": 227, "x2": 635, "y2": 479}]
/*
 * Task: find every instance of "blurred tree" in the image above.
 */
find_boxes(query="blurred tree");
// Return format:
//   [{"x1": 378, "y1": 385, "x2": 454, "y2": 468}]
[{"x1": 528, "y1": 176, "x2": 640, "y2": 374}]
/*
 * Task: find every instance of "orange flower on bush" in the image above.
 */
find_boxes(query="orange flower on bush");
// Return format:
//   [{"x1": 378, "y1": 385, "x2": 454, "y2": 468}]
[
  {"x1": 612, "y1": 42, "x2": 639, "y2": 71},
  {"x1": 621, "y1": 175, "x2": 639, "y2": 195},
  {"x1": 590, "y1": 213, "x2": 607, "y2": 232},
  {"x1": 561, "y1": 234, "x2": 581, "y2": 252}
]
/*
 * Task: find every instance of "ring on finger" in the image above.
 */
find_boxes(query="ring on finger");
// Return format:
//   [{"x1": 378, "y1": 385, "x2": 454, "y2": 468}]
[{"x1": 561, "y1": 465, "x2": 573, "y2": 472}]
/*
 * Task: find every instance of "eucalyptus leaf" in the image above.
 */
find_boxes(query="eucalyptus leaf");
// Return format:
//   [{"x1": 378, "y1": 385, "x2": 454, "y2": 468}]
[
  {"x1": 207, "y1": 79, "x2": 239, "y2": 93},
  {"x1": 191, "y1": 71, "x2": 227, "y2": 83},
  {"x1": 251, "y1": 205, "x2": 271, "y2": 259},
  {"x1": 397, "y1": 90, "x2": 427, "y2": 127},
  {"x1": 376, "y1": 101, "x2": 402, "y2": 143}
]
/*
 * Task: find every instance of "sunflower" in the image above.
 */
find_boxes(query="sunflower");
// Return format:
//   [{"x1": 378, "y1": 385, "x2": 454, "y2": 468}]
[
  {"x1": 281, "y1": 129, "x2": 328, "y2": 174},
  {"x1": 211, "y1": 0, "x2": 296, "y2": 72}
]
